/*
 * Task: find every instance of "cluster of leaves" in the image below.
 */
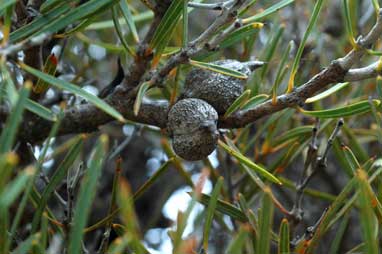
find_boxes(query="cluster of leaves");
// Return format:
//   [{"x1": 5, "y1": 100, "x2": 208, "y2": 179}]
[{"x1": 1, "y1": 0, "x2": 382, "y2": 253}]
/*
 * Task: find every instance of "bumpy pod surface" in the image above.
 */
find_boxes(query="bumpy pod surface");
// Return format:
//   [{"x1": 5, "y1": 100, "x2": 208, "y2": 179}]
[
  {"x1": 183, "y1": 60, "x2": 262, "y2": 114},
  {"x1": 168, "y1": 98, "x2": 218, "y2": 161}
]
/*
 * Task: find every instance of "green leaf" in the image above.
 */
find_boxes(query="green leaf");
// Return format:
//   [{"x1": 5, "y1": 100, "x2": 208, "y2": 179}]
[
  {"x1": 76, "y1": 32, "x2": 124, "y2": 53},
  {"x1": 218, "y1": 139, "x2": 282, "y2": 185},
  {"x1": 31, "y1": 136, "x2": 83, "y2": 232},
  {"x1": 371, "y1": 0, "x2": 380, "y2": 15},
  {"x1": 1, "y1": 62, "x2": 18, "y2": 105},
  {"x1": 40, "y1": 0, "x2": 78, "y2": 14},
  {"x1": 150, "y1": 0, "x2": 184, "y2": 56},
  {"x1": 1, "y1": 3, "x2": 13, "y2": 43},
  {"x1": 112, "y1": 6, "x2": 136, "y2": 56},
  {"x1": 301, "y1": 99, "x2": 381, "y2": 118},
  {"x1": 182, "y1": 0, "x2": 189, "y2": 48},
  {"x1": 0, "y1": 166, "x2": 34, "y2": 253},
  {"x1": 287, "y1": 0, "x2": 325, "y2": 92},
  {"x1": 278, "y1": 218, "x2": 290, "y2": 254},
  {"x1": 342, "y1": 0, "x2": 357, "y2": 47},
  {"x1": 86, "y1": 11, "x2": 154, "y2": 30},
  {"x1": 189, "y1": 59, "x2": 248, "y2": 79},
  {"x1": 134, "y1": 81, "x2": 152, "y2": 116},
  {"x1": 1, "y1": 62, "x2": 56, "y2": 121},
  {"x1": 306, "y1": 166, "x2": 382, "y2": 253},
  {"x1": 369, "y1": 97, "x2": 382, "y2": 144},
  {"x1": 193, "y1": 193, "x2": 247, "y2": 222},
  {"x1": 357, "y1": 169, "x2": 379, "y2": 254},
  {"x1": 8, "y1": 116, "x2": 63, "y2": 251},
  {"x1": 305, "y1": 82, "x2": 349, "y2": 103},
  {"x1": 241, "y1": 94, "x2": 269, "y2": 110},
  {"x1": 68, "y1": 135, "x2": 108, "y2": 254},
  {"x1": 224, "y1": 89, "x2": 251, "y2": 117},
  {"x1": 377, "y1": 76, "x2": 382, "y2": 99},
  {"x1": 119, "y1": 0, "x2": 140, "y2": 43},
  {"x1": 366, "y1": 49, "x2": 382, "y2": 56},
  {"x1": 342, "y1": 125, "x2": 369, "y2": 163},
  {"x1": 242, "y1": 0, "x2": 295, "y2": 23},
  {"x1": 0, "y1": 153, "x2": 18, "y2": 190},
  {"x1": 272, "y1": 41, "x2": 292, "y2": 103},
  {"x1": 203, "y1": 177, "x2": 223, "y2": 252},
  {"x1": 12, "y1": 233, "x2": 41, "y2": 254},
  {"x1": 10, "y1": 4, "x2": 71, "y2": 42},
  {"x1": 34, "y1": 54, "x2": 58, "y2": 95},
  {"x1": 260, "y1": 25, "x2": 284, "y2": 80},
  {"x1": 256, "y1": 188, "x2": 274, "y2": 254},
  {"x1": 99, "y1": 158, "x2": 123, "y2": 253},
  {"x1": 328, "y1": 215, "x2": 349, "y2": 254},
  {"x1": 35, "y1": 0, "x2": 116, "y2": 37},
  {"x1": 272, "y1": 125, "x2": 313, "y2": 146},
  {"x1": 219, "y1": 22, "x2": 264, "y2": 49},
  {"x1": 225, "y1": 226, "x2": 250, "y2": 254},
  {"x1": 20, "y1": 63, "x2": 126, "y2": 122},
  {"x1": 0, "y1": 82, "x2": 30, "y2": 153},
  {"x1": 0, "y1": 0, "x2": 16, "y2": 11},
  {"x1": 133, "y1": 159, "x2": 173, "y2": 200},
  {"x1": 114, "y1": 179, "x2": 148, "y2": 254},
  {"x1": 25, "y1": 99, "x2": 57, "y2": 121},
  {"x1": 0, "y1": 167, "x2": 34, "y2": 209},
  {"x1": 279, "y1": 177, "x2": 336, "y2": 201}
]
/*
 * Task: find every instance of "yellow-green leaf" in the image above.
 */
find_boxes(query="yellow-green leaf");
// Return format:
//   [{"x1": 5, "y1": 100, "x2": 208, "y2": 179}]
[
  {"x1": 242, "y1": 0, "x2": 295, "y2": 23},
  {"x1": 25, "y1": 99, "x2": 57, "y2": 122},
  {"x1": 224, "y1": 89, "x2": 251, "y2": 117},
  {"x1": 218, "y1": 140, "x2": 282, "y2": 184},
  {"x1": 192, "y1": 192, "x2": 247, "y2": 222},
  {"x1": 20, "y1": 63, "x2": 126, "y2": 122},
  {"x1": 241, "y1": 94, "x2": 269, "y2": 110},
  {"x1": 301, "y1": 100, "x2": 381, "y2": 118},
  {"x1": 305, "y1": 82, "x2": 349, "y2": 103},
  {"x1": 34, "y1": 54, "x2": 58, "y2": 94},
  {"x1": 256, "y1": 187, "x2": 274, "y2": 254},
  {"x1": 189, "y1": 59, "x2": 248, "y2": 79},
  {"x1": 278, "y1": 218, "x2": 290, "y2": 254},
  {"x1": 203, "y1": 177, "x2": 223, "y2": 251},
  {"x1": 219, "y1": 22, "x2": 264, "y2": 49},
  {"x1": 133, "y1": 81, "x2": 152, "y2": 116},
  {"x1": 150, "y1": 0, "x2": 184, "y2": 56}
]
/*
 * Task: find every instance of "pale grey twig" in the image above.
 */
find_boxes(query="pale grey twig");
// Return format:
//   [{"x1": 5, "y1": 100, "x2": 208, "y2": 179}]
[{"x1": 188, "y1": 0, "x2": 235, "y2": 10}]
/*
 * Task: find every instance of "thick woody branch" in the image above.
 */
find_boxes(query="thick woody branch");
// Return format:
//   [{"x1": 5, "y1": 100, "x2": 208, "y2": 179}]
[
  {"x1": 219, "y1": 62, "x2": 347, "y2": 128},
  {"x1": 18, "y1": 87, "x2": 169, "y2": 144}
]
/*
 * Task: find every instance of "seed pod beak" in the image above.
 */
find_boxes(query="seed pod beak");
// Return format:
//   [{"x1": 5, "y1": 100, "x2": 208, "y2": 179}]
[{"x1": 246, "y1": 60, "x2": 266, "y2": 71}]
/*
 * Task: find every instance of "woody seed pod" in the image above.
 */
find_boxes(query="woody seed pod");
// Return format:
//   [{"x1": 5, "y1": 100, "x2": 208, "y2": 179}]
[
  {"x1": 183, "y1": 59, "x2": 264, "y2": 114},
  {"x1": 167, "y1": 98, "x2": 218, "y2": 161}
]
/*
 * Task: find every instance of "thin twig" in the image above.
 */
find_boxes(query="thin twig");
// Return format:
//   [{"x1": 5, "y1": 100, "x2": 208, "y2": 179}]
[
  {"x1": 289, "y1": 120, "x2": 343, "y2": 226},
  {"x1": 188, "y1": 0, "x2": 235, "y2": 10},
  {"x1": 39, "y1": 172, "x2": 67, "y2": 206}
]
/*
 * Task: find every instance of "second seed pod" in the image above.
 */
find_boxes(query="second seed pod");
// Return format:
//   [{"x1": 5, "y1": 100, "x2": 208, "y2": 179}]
[{"x1": 182, "y1": 59, "x2": 264, "y2": 114}]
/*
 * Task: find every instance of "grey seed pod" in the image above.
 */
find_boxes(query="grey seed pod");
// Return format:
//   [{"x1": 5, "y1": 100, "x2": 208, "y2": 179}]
[
  {"x1": 183, "y1": 59, "x2": 264, "y2": 114},
  {"x1": 168, "y1": 98, "x2": 218, "y2": 161}
]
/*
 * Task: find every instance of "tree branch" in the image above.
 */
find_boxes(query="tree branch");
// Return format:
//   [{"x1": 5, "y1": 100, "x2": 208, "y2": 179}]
[
  {"x1": 18, "y1": 87, "x2": 169, "y2": 143},
  {"x1": 220, "y1": 8, "x2": 382, "y2": 128}
]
